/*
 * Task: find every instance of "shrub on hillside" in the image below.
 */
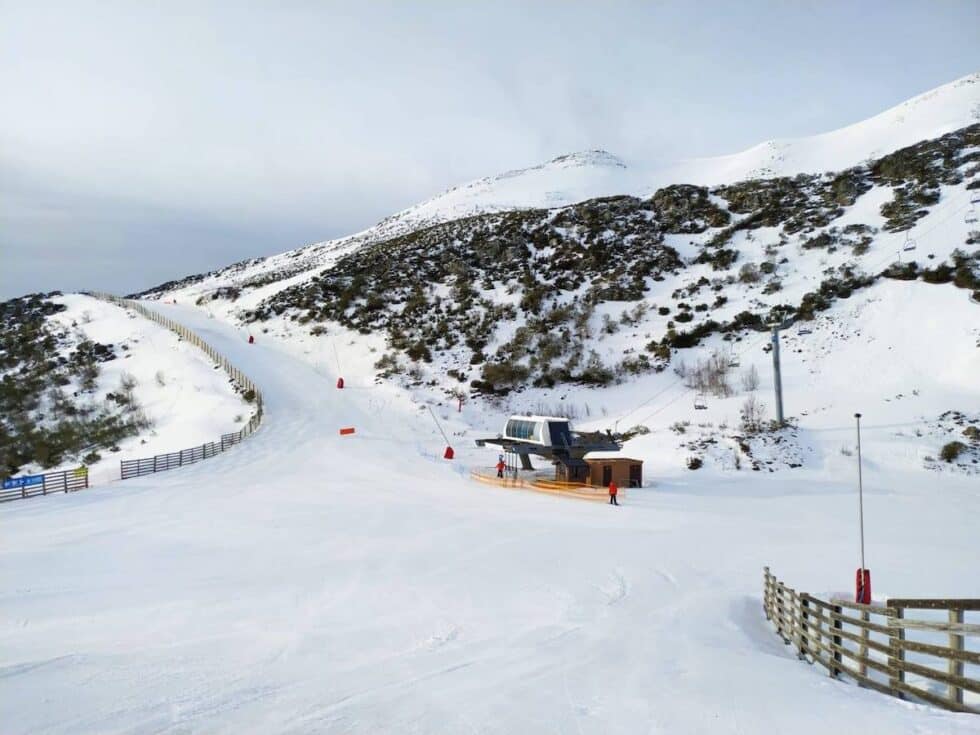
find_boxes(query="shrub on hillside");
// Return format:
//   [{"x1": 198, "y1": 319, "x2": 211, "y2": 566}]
[{"x1": 939, "y1": 441, "x2": 966, "y2": 463}]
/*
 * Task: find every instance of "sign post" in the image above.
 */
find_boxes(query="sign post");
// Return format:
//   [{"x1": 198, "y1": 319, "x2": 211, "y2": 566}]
[{"x1": 854, "y1": 413, "x2": 871, "y2": 603}]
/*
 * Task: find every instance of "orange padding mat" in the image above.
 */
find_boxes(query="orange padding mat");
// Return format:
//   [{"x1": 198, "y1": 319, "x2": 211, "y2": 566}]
[{"x1": 470, "y1": 470, "x2": 623, "y2": 502}]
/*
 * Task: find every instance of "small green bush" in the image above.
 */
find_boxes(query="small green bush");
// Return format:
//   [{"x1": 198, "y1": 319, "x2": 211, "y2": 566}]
[{"x1": 939, "y1": 441, "x2": 966, "y2": 463}]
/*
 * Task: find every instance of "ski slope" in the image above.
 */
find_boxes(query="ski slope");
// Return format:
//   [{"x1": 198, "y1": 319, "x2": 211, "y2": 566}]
[{"x1": 2, "y1": 303, "x2": 978, "y2": 734}]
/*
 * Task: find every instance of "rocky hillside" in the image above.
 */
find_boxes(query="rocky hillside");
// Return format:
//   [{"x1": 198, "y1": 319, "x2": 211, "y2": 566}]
[
  {"x1": 0, "y1": 294, "x2": 254, "y2": 480},
  {"x1": 128, "y1": 75, "x2": 980, "y2": 429},
  {"x1": 231, "y1": 125, "x2": 979, "y2": 397},
  {"x1": 0, "y1": 293, "x2": 147, "y2": 477}
]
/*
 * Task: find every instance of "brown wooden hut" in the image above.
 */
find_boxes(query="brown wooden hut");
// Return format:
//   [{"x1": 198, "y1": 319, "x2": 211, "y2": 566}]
[{"x1": 584, "y1": 454, "x2": 643, "y2": 488}]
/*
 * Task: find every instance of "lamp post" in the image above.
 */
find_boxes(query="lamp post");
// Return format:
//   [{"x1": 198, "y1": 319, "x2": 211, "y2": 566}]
[{"x1": 855, "y1": 413, "x2": 871, "y2": 603}]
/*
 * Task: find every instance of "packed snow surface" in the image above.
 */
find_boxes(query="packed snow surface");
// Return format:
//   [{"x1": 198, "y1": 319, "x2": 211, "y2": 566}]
[{"x1": 2, "y1": 298, "x2": 978, "y2": 734}]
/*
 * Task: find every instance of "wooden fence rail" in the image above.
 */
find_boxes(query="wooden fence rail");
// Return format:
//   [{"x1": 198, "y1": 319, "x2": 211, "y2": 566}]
[
  {"x1": 763, "y1": 567, "x2": 979, "y2": 714},
  {"x1": 87, "y1": 292, "x2": 264, "y2": 481}
]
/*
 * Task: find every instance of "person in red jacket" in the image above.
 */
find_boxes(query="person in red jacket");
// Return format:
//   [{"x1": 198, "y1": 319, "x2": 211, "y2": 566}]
[
  {"x1": 608, "y1": 480, "x2": 619, "y2": 505},
  {"x1": 496, "y1": 459, "x2": 506, "y2": 479}
]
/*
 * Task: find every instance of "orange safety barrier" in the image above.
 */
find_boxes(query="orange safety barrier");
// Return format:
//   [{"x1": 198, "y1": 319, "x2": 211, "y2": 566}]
[
  {"x1": 469, "y1": 469, "x2": 621, "y2": 502},
  {"x1": 339, "y1": 427, "x2": 355, "y2": 436}
]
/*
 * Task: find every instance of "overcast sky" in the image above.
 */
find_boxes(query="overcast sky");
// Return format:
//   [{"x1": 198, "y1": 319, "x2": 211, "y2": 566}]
[{"x1": 2, "y1": 1, "x2": 978, "y2": 299}]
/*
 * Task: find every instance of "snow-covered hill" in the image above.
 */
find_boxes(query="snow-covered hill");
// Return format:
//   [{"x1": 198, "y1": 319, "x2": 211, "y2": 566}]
[
  {"x1": 137, "y1": 73, "x2": 980, "y2": 329},
  {"x1": 379, "y1": 72, "x2": 980, "y2": 230},
  {"x1": 123, "y1": 72, "x2": 980, "y2": 479},
  {"x1": 0, "y1": 293, "x2": 252, "y2": 483}
]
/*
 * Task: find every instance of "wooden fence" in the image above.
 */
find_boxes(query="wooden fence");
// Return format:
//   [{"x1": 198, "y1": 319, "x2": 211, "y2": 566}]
[
  {"x1": 763, "y1": 567, "x2": 980, "y2": 714},
  {"x1": 87, "y1": 292, "x2": 264, "y2": 481},
  {"x1": 0, "y1": 467, "x2": 89, "y2": 503},
  {"x1": 120, "y1": 430, "x2": 249, "y2": 479}
]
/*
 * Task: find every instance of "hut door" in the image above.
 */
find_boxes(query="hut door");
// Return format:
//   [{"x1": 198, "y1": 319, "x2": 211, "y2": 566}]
[
  {"x1": 629, "y1": 464, "x2": 642, "y2": 488},
  {"x1": 602, "y1": 465, "x2": 612, "y2": 486}
]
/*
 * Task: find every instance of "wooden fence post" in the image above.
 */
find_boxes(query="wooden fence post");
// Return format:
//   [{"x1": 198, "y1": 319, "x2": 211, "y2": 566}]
[
  {"x1": 949, "y1": 608, "x2": 964, "y2": 706},
  {"x1": 764, "y1": 568, "x2": 771, "y2": 620},
  {"x1": 889, "y1": 602, "x2": 905, "y2": 697},
  {"x1": 859, "y1": 609, "x2": 869, "y2": 676},
  {"x1": 831, "y1": 603, "x2": 843, "y2": 678},
  {"x1": 799, "y1": 595, "x2": 810, "y2": 660}
]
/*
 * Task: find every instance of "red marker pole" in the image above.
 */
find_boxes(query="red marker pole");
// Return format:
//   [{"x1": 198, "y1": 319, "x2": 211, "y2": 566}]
[{"x1": 855, "y1": 413, "x2": 871, "y2": 604}]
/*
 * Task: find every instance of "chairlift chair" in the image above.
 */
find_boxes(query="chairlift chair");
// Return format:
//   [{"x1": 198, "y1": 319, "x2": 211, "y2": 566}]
[
  {"x1": 728, "y1": 344, "x2": 740, "y2": 368},
  {"x1": 902, "y1": 232, "x2": 916, "y2": 252},
  {"x1": 798, "y1": 328, "x2": 812, "y2": 336},
  {"x1": 694, "y1": 393, "x2": 708, "y2": 410}
]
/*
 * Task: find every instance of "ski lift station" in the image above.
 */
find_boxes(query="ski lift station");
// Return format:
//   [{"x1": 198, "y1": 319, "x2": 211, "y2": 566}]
[{"x1": 475, "y1": 415, "x2": 643, "y2": 488}]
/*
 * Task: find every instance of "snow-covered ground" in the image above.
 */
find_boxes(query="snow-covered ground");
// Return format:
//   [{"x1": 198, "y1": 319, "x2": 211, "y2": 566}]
[
  {"x1": 27, "y1": 294, "x2": 252, "y2": 483},
  {"x1": 1, "y1": 300, "x2": 977, "y2": 734}
]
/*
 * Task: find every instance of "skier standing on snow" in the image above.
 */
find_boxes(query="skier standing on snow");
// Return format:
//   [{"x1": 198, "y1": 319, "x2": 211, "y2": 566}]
[
  {"x1": 608, "y1": 480, "x2": 619, "y2": 506},
  {"x1": 496, "y1": 458, "x2": 506, "y2": 479}
]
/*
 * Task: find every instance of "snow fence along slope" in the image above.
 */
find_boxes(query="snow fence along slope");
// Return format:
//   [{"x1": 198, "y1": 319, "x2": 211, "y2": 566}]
[{"x1": 87, "y1": 293, "x2": 263, "y2": 480}]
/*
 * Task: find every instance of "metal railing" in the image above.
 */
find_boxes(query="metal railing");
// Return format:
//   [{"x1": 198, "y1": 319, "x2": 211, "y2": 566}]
[
  {"x1": 763, "y1": 567, "x2": 979, "y2": 713},
  {"x1": 87, "y1": 292, "x2": 264, "y2": 481}
]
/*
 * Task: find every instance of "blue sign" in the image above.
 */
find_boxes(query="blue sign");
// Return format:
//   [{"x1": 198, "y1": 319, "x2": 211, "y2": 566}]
[{"x1": 2, "y1": 474, "x2": 44, "y2": 490}]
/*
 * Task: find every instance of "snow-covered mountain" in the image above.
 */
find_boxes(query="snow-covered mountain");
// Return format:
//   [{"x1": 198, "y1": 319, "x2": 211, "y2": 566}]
[
  {"x1": 379, "y1": 71, "x2": 980, "y2": 230},
  {"x1": 3, "y1": 74, "x2": 980, "y2": 734},
  {"x1": 123, "y1": 70, "x2": 980, "y2": 483},
  {"x1": 138, "y1": 72, "x2": 980, "y2": 308}
]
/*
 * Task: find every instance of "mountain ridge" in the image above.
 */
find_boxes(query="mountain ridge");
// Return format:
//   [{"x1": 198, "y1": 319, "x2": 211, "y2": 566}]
[{"x1": 135, "y1": 72, "x2": 980, "y2": 306}]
